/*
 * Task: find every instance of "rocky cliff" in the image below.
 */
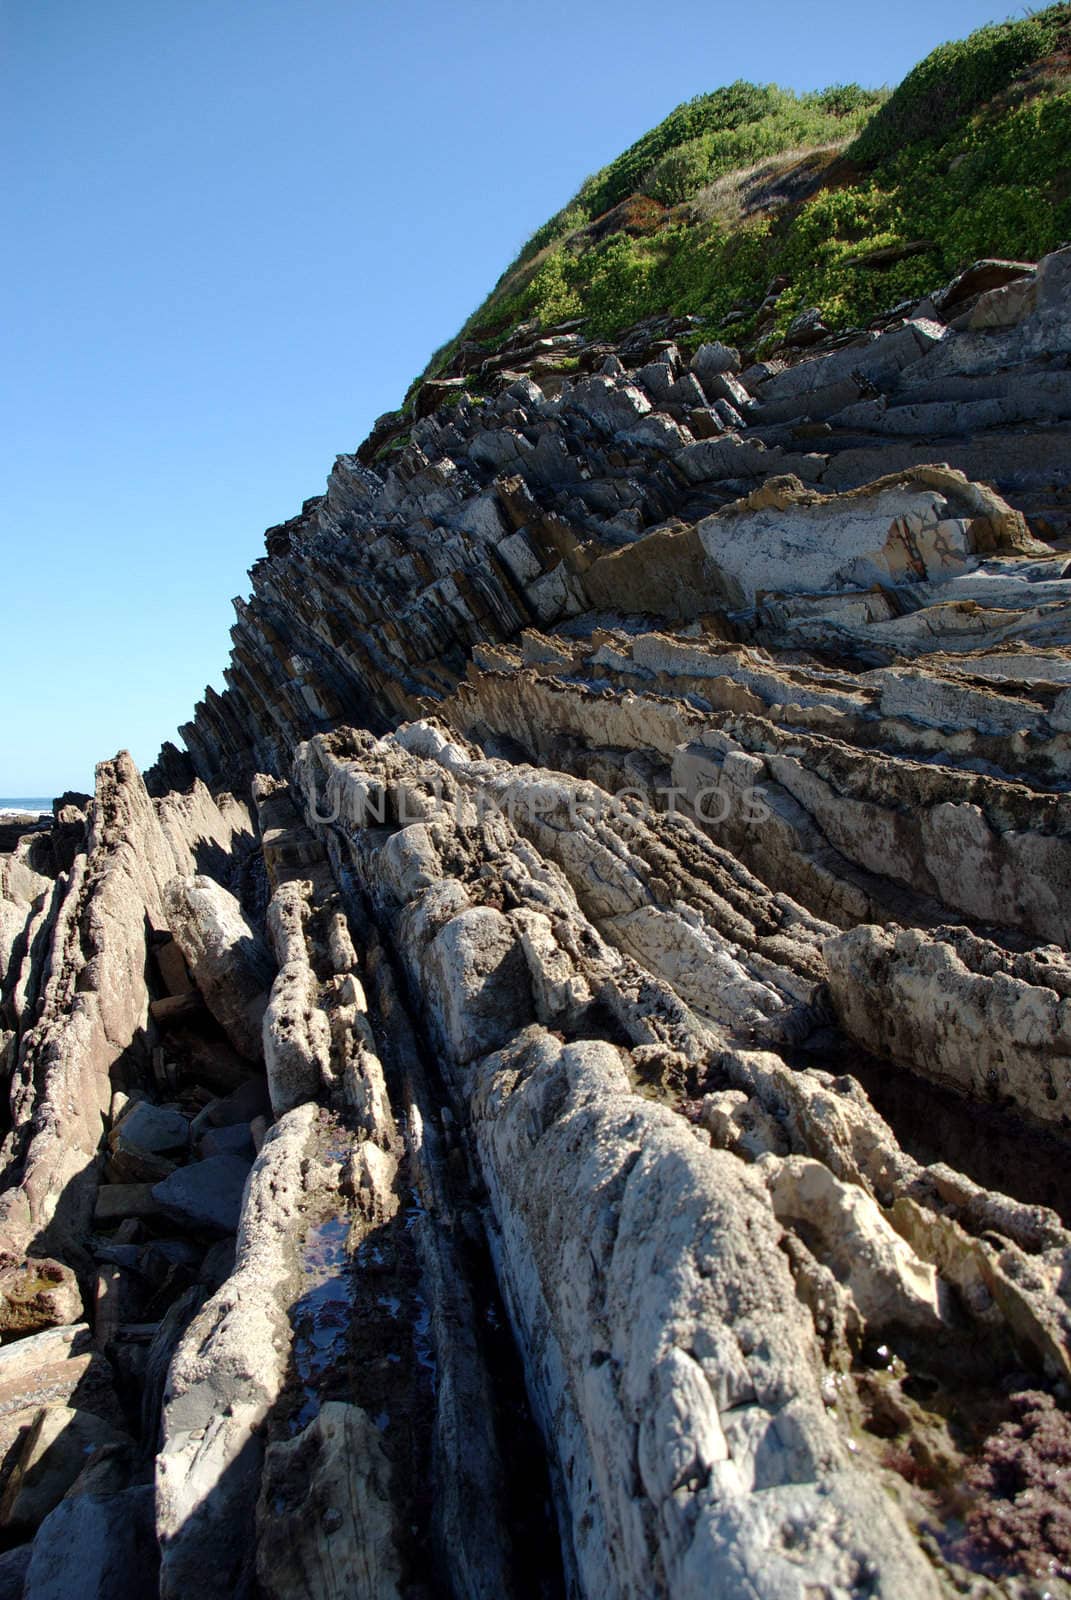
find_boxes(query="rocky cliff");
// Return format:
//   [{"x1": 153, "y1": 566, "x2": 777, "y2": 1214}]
[{"x1": 2, "y1": 40, "x2": 1071, "y2": 1600}]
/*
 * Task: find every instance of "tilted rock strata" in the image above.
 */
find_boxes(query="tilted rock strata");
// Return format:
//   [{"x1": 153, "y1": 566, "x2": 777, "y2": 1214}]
[
  {"x1": 177, "y1": 247, "x2": 1071, "y2": 791},
  {"x1": 470, "y1": 1030, "x2": 939, "y2": 1599},
  {"x1": 0, "y1": 757, "x2": 254, "y2": 1265},
  {"x1": 156, "y1": 1101, "x2": 317, "y2": 1599},
  {"x1": 826, "y1": 923, "x2": 1071, "y2": 1131},
  {"x1": 0, "y1": 243, "x2": 1069, "y2": 1595},
  {"x1": 289, "y1": 724, "x2": 943, "y2": 1593}
]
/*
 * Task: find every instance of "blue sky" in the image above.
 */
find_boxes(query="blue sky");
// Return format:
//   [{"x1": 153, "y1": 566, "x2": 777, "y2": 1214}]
[{"x1": 2, "y1": 0, "x2": 1011, "y2": 795}]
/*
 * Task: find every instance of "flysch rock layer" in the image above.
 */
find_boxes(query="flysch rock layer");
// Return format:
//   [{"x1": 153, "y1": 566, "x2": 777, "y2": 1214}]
[
  {"x1": 0, "y1": 757, "x2": 254, "y2": 1266},
  {"x1": 0, "y1": 244, "x2": 1070, "y2": 1596}
]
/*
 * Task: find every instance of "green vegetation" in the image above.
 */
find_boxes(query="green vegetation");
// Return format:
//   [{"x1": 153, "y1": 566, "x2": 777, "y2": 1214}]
[
  {"x1": 520, "y1": 79, "x2": 883, "y2": 250},
  {"x1": 423, "y1": 5, "x2": 1071, "y2": 377},
  {"x1": 849, "y1": 8, "x2": 1067, "y2": 161}
]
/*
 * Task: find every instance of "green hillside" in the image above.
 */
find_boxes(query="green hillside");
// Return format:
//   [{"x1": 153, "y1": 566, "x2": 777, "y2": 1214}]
[{"x1": 420, "y1": 5, "x2": 1071, "y2": 384}]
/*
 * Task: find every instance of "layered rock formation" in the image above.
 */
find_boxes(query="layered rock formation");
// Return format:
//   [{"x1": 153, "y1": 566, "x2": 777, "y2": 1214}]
[{"x1": 1, "y1": 242, "x2": 1071, "y2": 1596}]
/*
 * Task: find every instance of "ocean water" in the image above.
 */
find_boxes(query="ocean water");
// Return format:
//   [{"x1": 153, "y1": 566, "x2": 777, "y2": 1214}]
[{"x1": 0, "y1": 798, "x2": 53, "y2": 819}]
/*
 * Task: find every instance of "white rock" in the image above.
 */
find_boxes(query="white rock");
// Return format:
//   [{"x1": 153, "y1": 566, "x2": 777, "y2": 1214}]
[
  {"x1": 156, "y1": 1104, "x2": 319, "y2": 1600},
  {"x1": 425, "y1": 906, "x2": 533, "y2": 1066},
  {"x1": 469, "y1": 1028, "x2": 941, "y2": 1599},
  {"x1": 255, "y1": 1403, "x2": 402, "y2": 1600},
  {"x1": 164, "y1": 875, "x2": 273, "y2": 1060},
  {"x1": 826, "y1": 922, "x2": 1071, "y2": 1129},
  {"x1": 262, "y1": 958, "x2": 331, "y2": 1115},
  {"x1": 763, "y1": 1155, "x2": 945, "y2": 1333}
]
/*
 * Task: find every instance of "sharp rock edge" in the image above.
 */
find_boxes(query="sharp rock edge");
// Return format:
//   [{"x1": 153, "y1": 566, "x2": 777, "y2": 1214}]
[{"x1": 2, "y1": 246, "x2": 1071, "y2": 1598}]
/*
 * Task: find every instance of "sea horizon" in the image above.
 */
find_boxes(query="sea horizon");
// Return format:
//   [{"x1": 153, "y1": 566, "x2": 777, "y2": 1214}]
[{"x1": 0, "y1": 797, "x2": 54, "y2": 816}]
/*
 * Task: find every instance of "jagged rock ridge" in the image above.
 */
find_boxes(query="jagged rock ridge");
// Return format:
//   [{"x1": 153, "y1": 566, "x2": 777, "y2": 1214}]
[{"x1": 1, "y1": 217, "x2": 1071, "y2": 1597}]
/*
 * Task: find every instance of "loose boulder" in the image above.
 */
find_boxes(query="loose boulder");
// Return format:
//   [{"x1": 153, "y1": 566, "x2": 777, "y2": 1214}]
[
  {"x1": 0, "y1": 1406, "x2": 129, "y2": 1534},
  {"x1": 22, "y1": 1485, "x2": 159, "y2": 1600},
  {"x1": 164, "y1": 875, "x2": 274, "y2": 1059},
  {"x1": 255, "y1": 1403, "x2": 402, "y2": 1599},
  {"x1": 152, "y1": 1154, "x2": 252, "y2": 1235},
  {"x1": 0, "y1": 1255, "x2": 82, "y2": 1337}
]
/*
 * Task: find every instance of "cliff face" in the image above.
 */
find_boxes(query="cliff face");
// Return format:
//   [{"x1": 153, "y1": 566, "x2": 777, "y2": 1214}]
[
  {"x1": 2, "y1": 61, "x2": 1071, "y2": 1600},
  {"x1": 181, "y1": 245, "x2": 1071, "y2": 803}
]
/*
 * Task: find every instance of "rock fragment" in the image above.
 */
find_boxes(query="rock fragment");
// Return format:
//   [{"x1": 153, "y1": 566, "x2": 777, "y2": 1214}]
[
  {"x1": 255, "y1": 1403, "x2": 402, "y2": 1600},
  {"x1": 151, "y1": 1153, "x2": 251, "y2": 1235},
  {"x1": 23, "y1": 1485, "x2": 159, "y2": 1600},
  {"x1": 0, "y1": 1405, "x2": 129, "y2": 1534},
  {"x1": 164, "y1": 874, "x2": 274, "y2": 1059},
  {"x1": 0, "y1": 1255, "x2": 82, "y2": 1336}
]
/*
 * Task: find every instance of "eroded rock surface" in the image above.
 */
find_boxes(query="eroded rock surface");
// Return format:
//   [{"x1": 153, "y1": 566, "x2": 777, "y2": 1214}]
[
  {"x1": 2, "y1": 244, "x2": 1071, "y2": 1596},
  {"x1": 163, "y1": 874, "x2": 273, "y2": 1061}
]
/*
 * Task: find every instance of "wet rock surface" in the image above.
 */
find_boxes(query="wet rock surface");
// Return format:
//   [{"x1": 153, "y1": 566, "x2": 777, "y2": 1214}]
[{"x1": 1, "y1": 246, "x2": 1070, "y2": 1595}]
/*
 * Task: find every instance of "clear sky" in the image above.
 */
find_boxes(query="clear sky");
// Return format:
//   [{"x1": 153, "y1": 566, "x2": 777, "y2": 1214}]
[{"x1": 2, "y1": 0, "x2": 1011, "y2": 796}]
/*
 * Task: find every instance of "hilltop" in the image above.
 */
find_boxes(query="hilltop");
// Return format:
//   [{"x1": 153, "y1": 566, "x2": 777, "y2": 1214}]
[{"x1": 414, "y1": 4, "x2": 1070, "y2": 388}]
